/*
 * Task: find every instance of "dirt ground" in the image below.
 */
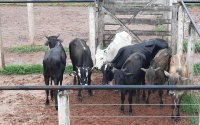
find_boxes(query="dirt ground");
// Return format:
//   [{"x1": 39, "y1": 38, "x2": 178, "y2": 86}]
[{"x1": 0, "y1": 4, "x2": 199, "y2": 125}]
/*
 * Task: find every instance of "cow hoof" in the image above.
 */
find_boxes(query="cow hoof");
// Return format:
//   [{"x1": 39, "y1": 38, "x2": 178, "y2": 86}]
[
  {"x1": 119, "y1": 110, "x2": 124, "y2": 115},
  {"x1": 171, "y1": 117, "x2": 175, "y2": 123},
  {"x1": 176, "y1": 116, "x2": 181, "y2": 122},
  {"x1": 88, "y1": 92, "x2": 93, "y2": 97},
  {"x1": 45, "y1": 103, "x2": 50, "y2": 106},
  {"x1": 128, "y1": 112, "x2": 133, "y2": 116},
  {"x1": 77, "y1": 97, "x2": 82, "y2": 102}
]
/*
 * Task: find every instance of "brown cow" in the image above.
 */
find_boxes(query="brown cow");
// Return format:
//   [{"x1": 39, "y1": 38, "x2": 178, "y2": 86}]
[
  {"x1": 141, "y1": 48, "x2": 171, "y2": 108},
  {"x1": 164, "y1": 54, "x2": 188, "y2": 123}
]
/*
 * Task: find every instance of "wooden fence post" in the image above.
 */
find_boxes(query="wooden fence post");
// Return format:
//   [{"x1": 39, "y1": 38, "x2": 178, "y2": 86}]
[
  {"x1": 177, "y1": 4, "x2": 184, "y2": 55},
  {"x1": 97, "y1": 0, "x2": 104, "y2": 49},
  {"x1": 187, "y1": 22, "x2": 195, "y2": 85},
  {"x1": 171, "y1": 3, "x2": 178, "y2": 55},
  {"x1": 0, "y1": 17, "x2": 5, "y2": 69},
  {"x1": 89, "y1": 5, "x2": 96, "y2": 62},
  {"x1": 58, "y1": 90, "x2": 70, "y2": 125},
  {"x1": 27, "y1": 3, "x2": 35, "y2": 45}
]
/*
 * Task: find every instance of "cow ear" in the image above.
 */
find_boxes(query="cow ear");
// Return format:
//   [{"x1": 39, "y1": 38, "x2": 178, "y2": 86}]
[
  {"x1": 45, "y1": 35, "x2": 49, "y2": 40},
  {"x1": 164, "y1": 70, "x2": 170, "y2": 77},
  {"x1": 141, "y1": 68, "x2": 147, "y2": 72},
  {"x1": 155, "y1": 67, "x2": 160, "y2": 72},
  {"x1": 56, "y1": 34, "x2": 60, "y2": 38},
  {"x1": 76, "y1": 66, "x2": 80, "y2": 70}
]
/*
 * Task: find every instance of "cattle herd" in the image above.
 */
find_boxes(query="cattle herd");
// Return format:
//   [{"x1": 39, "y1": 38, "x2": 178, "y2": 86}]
[{"x1": 42, "y1": 31, "x2": 189, "y2": 123}]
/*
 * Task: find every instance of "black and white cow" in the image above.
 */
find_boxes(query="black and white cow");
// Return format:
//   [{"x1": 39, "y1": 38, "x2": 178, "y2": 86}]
[
  {"x1": 69, "y1": 38, "x2": 93, "y2": 102},
  {"x1": 102, "y1": 38, "x2": 169, "y2": 85},
  {"x1": 43, "y1": 35, "x2": 67, "y2": 110},
  {"x1": 112, "y1": 52, "x2": 146, "y2": 116}
]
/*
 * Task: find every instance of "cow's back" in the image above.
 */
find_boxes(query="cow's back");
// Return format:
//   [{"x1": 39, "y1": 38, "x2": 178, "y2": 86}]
[
  {"x1": 111, "y1": 38, "x2": 169, "y2": 69},
  {"x1": 122, "y1": 52, "x2": 146, "y2": 84},
  {"x1": 105, "y1": 31, "x2": 132, "y2": 62},
  {"x1": 169, "y1": 54, "x2": 188, "y2": 77},
  {"x1": 69, "y1": 38, "x2": 93, "y2": 68}
]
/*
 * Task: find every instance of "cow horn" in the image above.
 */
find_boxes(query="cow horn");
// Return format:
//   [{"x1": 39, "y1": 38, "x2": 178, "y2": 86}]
[{"x1": 56, "y1": 34, "x2": 60, "y2": 38}]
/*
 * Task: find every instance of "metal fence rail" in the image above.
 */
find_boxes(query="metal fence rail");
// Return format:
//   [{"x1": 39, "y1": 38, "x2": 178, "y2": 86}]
[{"x1": 0, "y1": 85, "x2": 200, "y2": 90}]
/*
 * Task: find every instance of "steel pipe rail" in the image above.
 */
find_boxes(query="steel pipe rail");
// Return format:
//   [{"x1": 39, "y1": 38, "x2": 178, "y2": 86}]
[
  {"x1": 0, "y1": 0, "x2": 94, "y2": 3},
  {"x1": 180, "y1": 0, "x2": 200, "y2": 36},
  {"x1": 0, "y1": 85, "x2": 200, "y2": 90}
]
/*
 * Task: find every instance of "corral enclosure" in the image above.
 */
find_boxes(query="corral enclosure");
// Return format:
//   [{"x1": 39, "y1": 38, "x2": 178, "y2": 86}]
[{"x1": 0, "y1": 0, "x2": 200, "y2": 125}]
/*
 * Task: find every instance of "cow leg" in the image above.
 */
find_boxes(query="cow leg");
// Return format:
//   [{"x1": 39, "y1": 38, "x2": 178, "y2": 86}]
[
  {"x1": 171, "y1": 98, "x2": 175, "y2": 123},
  {"x1": 176, "y1": 97, "x2": 182, "y2": 122},
  {"x1": 73, "y1": 75, "x2": 77, "y2": 85},
  {"x1": 142, "y1": 90, "x2": 146, "y2": 102},
  {"x1": 158, "y1": 90, "x2": 163, "y2": 108},
  {"x1": 87, "y1": 74, "x2": 93, "y2": 97},
  {"x1": 146, "y1": 89, "x2": 151, "y2": 105},
  {"x1": 136, "y1": 89, "x2": 140, "y2": 104},
  {"x1": 77, "y1": 90, "x2": 82, "y2": 102},
  {"x1": 54, "y1": 79, "x2": 59, "y2": 110},
  {"x1": 44, "y1": 78, "x2": 50, "y2": 106},
  {"x1": 128, "y1": 91, "x2": 133, "y2": 116},
  {"x1": 50, "y1": 79, "x2": 54, "y2": 101},
  {"x1": 119, "y1": 91, "x2": 125, "y2": 115}
]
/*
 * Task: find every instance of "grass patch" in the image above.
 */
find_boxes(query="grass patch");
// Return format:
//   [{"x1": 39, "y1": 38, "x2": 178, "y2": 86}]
[
  {"x1": 186, "y1": 3, "x2": 200, "y2": 7},
  {"x1": 194, "y1": 63, "x2": 200, "y2": 75},
  {"x1": 183, "y1": 42, "x2": 200, "y2": 53},
  {"x1": 181, "y1": 93, "x2": 199, "y2": 125},
  {"x1": 0, "y1": 64, "x2": 73, "y2": 75},
  {"x1": 155, "y1": 24, "x2": 163, "y2": 31},
  {"x1": 5, "y1": 45, "x2": 69, "y2": 53}
]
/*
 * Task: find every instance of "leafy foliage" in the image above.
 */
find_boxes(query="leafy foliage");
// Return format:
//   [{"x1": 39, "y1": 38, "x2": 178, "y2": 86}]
[
  {"x1": 183, "y1": 42, "x2": 200, "y2": 53},
  {"x1": 181, "y1": 93, "x2": 199, "y2": 115}
]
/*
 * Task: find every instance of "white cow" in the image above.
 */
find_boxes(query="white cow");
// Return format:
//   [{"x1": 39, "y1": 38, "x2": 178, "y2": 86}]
[{"x1": 95, "y1": 31, "x2": 132, "y2": 69}]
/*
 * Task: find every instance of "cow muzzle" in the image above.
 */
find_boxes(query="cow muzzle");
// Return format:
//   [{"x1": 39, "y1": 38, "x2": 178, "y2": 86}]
[{"x1": 168, "y1": 90, "x2": 175, "y2": 96}]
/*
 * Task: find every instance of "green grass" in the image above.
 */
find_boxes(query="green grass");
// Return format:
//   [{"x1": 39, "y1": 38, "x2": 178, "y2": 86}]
[
  {"x1": 183, "y1": 42, "x2": 200, "y2": 53},
  {"x1": 0, "y1": 64, "x2": 73, "y2": 75},
  {"x1": 181, "y1": 93, "x2": 199, "y2": 125},
  {"x1": 5, "y1": 45, "x2": 69, "y2": 53},
  {"x1": 155, "y1": 24, "x2": 163, "y2": 31},
  {"x1": 194, "y1": 63, "x2": 200, "y2": 75},
  {"x1": 186, "y1": 3, "x2": 200, "y2": 7}
]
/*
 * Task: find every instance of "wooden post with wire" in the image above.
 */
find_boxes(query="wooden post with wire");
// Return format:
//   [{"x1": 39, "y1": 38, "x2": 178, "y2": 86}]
[
  {"x1": 58, "y1": 90, "x2": 70, "y2": 125},
  {"x1": 0, "y1": 17, "x2": 5, "y2": 69},
  {"x1": 27, "y1": 3, "x2": 35, "y2": 45}
]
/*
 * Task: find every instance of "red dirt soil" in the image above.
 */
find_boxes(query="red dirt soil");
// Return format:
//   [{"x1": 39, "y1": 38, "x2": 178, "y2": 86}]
[{"x1": 0, "y1": 5, "x2": 199, "y2": 125}]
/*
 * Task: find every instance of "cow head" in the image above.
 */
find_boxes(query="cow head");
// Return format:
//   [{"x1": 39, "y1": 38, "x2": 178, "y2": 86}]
[
  {"x1": 95, "y1": 47, "x2": 107, "y2": 70},
  {"x1": 141, "y1": 67, "x2": 160, "y2": 85},
  {"x1": 45, "y1": 35, "x2": 63, "y2": 49},
  {"x1": 70, "y1": 67, "x2": 93, "y2": 85},
  {"x1": 101, "y1": 63, "x2": 114, "y2": 85},
  {"x1": 112, "y1": 68, "x2": 133, "y2": 85},
  {"x1": 164, "y1": 70, "x2": 188, "y2": 96}
]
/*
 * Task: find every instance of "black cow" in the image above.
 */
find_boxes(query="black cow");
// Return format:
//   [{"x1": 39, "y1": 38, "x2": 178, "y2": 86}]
[
  {"x1": 43, "y1": 35, "x2": 67, "y2": 110},
  {"x1": 112, "y1": 52, "x2": 146, "y2": 116},
  {"x1": 102, "y1": 38, "x2": 169, "y2": 85},
  {"x1": 69, "y1": 38, "x2": 93, "y2": 102}
]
